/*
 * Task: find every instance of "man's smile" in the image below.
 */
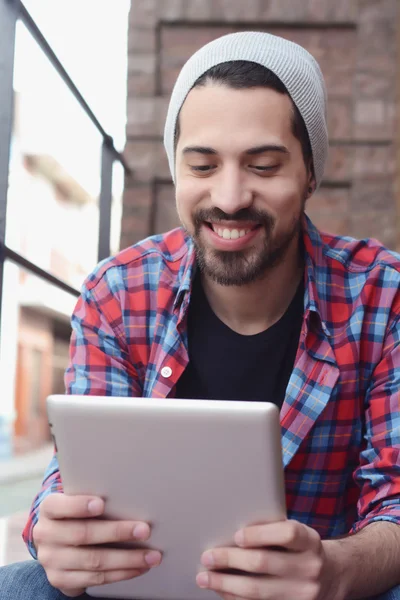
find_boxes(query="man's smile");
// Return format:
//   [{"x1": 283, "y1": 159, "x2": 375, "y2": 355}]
[{"x1": 202, "y1": 221, "x2": 262, "y2": 250}]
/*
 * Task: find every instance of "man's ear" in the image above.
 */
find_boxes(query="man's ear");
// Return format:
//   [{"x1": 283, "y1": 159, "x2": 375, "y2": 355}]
[{"x1": 307, "y1": 159, "x2": 316, "y2": 197}]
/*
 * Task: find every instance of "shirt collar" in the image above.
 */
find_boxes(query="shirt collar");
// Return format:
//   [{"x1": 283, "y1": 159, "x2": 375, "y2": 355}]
[
  {"x1": 173, "y1": 233, "x2": 196, "y2": 312},
  {"x1": 302, "y1": 214, "x2": 332, "y2": 337},
  {"x1": 173, "y1": 216, "x2": 332, "y2": 338}
]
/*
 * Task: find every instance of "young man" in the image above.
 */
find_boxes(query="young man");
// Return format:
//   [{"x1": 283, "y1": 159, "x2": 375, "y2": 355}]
[{"x1": 1, "y1": 31, "x2": 400, "y2": 600}]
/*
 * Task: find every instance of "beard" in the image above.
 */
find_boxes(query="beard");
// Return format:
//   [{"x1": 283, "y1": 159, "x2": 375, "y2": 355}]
[{"x1": 187, "y1": 205, "x2": 303, "y2": 287}]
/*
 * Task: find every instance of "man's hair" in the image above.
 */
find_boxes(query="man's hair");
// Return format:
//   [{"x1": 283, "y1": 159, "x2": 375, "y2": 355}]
[{"x1": 174, "y1": 60, "x2": 313, "y2": 169}]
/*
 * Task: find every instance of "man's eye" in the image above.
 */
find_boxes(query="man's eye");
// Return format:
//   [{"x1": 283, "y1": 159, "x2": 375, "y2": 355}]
[
  {"x1": 251, "y1": 165, "x2": 278, "y2": 171},
  {"x1": 190, "y1": 165, "x2": 215, "y2": 172}
]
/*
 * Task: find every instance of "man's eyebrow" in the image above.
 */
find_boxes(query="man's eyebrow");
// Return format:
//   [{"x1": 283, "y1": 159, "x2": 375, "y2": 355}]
[
  {"x1": 181, "y1": 145, "x2": 290, "y2": 157},
  {"x1": 182, "y1": 146, "x2": 217, "y2": 156},
  {"x1": 246, "y1": 145, "x2": 290, "y2": 156}
]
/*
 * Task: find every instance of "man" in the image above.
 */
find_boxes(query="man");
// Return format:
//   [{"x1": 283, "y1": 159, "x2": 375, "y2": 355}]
[{"x1": 1, "y1": 31, "x2": 400, "y2": 600}]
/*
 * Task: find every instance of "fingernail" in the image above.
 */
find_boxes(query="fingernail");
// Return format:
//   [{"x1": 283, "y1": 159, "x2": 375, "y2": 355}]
[
  {"x1": 196, "y1": 572, "x2": 209, "y2": 588},
  {"x1": 201, "y1": 551, "x2": 214, "y2": 567},
  {"x1": 88, "y1": 499, "x2": 103, "y2": 515},
  {"x1": 133, "y1": 523, "x2": 149, "y2": 539},
  {"x1": 234, "y1": 529, "x2": 245, "y2": 546},
  {"x1": 145, "y1": 550, "x2": 162, "y2": 567}
]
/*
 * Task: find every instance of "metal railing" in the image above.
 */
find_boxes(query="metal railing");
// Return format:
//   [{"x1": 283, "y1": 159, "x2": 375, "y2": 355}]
[{"x1": 0, "y1": 0, "x2": 132, "y2": 328}]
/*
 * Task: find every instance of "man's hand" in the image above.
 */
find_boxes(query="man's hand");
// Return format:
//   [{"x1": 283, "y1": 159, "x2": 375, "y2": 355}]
[
  {"x1": 196, "y1": 520, "x2": 340, "y2": 600},
  {"x1": 33, "y1": 494, "x2": 162, "y2": 598}
]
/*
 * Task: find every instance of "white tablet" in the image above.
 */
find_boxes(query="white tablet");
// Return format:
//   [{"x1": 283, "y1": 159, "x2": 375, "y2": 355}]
[{"x1": 47, "y1": 394, "x2": 286, "y2": 600}]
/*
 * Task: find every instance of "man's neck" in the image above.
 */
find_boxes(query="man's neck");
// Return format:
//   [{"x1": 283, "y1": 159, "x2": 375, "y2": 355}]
[{"x1": 201, "y1": 238, "x2": 304, "y2": 336}]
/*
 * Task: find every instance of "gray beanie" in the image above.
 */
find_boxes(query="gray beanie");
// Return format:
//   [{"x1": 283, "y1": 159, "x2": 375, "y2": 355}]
[{"x1": 163, "y1": 31, "x2": 328, "y2": 188}]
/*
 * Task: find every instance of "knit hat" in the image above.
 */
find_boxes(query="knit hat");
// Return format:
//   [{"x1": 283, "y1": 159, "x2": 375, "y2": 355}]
[{"x1": 163, "y1": 31, "x2": 328, "y2": 188}]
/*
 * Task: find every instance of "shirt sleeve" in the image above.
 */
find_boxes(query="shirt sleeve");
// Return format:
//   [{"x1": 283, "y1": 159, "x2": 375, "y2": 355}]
[
  {"x1": 352, "y1": 314, "x2": 400, "y2": 533},
  {"x1": 22, "y1": 275, "x2": 142, "y2": 558}
]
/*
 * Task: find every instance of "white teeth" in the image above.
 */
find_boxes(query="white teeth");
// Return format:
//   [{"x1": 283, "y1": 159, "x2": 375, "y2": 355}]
[{"x1": 211, "y1": 224, "x2": 251, "y2": 240}]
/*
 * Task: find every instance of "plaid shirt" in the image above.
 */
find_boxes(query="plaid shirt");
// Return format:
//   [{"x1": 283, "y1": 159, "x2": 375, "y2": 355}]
[{"x1": 23, "y1": 216, "x2": 400, "y2": 558}]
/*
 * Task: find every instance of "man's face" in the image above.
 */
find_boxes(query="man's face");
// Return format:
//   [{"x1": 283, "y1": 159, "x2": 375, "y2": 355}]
[{"x1": 175, "y1": 84, "x2": 311, "y2": 286}]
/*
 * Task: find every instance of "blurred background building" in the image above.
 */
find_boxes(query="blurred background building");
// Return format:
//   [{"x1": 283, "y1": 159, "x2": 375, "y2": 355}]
[
  {"x1": 0, "y1": 0, "x2": 399, "y2": 554},
  {"x1": 0, "y1": 0, "x2": 130, "y2": 465}
]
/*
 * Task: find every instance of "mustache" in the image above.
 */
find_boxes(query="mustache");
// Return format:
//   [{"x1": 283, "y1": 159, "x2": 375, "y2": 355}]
[{"x1": 193, "y1": 207, "x2": 275, "y2": 229}]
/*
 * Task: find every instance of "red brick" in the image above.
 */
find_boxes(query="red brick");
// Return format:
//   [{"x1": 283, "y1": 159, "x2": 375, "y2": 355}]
[
  {"x1": 328, "y1": 0, "x2": 358, "y2": 21},
  {"x1": 350, "y1": 179, "x2": 394, "y2": 211},
  {"x1": 307, "y1": 187, "x2": 349, "y2": 214},
  {"x1": 126, "y1": 97, "x2": 169, "y2": 137},
  {"x1": 125, "y1": 140, "x2": 170, "y2": 183},
  {"x1": 161, "y1": 25, "x2": 232, "y2": 60},
  {"x1": 123, "y1": 185, "x2": 153, "y2": 212},
  {"x1": 353, "y1": 100, "x2": 393, "y2": 142},
  {"x1": 356, "y1": 21, "x2": 397, "y2": 75},
  {"x1": 305, "y1": 0, "x2": 330, "y2": 21},
  {"x1": 306, "y1": 187, "x2": 351, "y2": 237},
  {"x1": 349, "y1": 209, "x2": 397, "y2": 249},
  {"x1": 120, "y1": 227, "x2": 149, "y2": 249},
  {"x1": 128, "y1": 73, "x2": 156, "y2": 96},
  {"x1": 160, "y1": 0, "x2": 186, "y2": 21},
  {"x1": 129, "y1": 0, "x2": 158, "y2": 27},
  {"x1": 306, "y1": 192, "x2": 350, "y2": 235},
  {"x1": 323, "y1": 69, "x2": 354, "y2": 100},
  {"x1": 161, "y1": 64, "x2": 182, "y2": 95},
  {"x1": 128, "y1": 54, "x2": 157, "y2": 76},
  {"x1": 258, "y1": 0, "x2": 309, "y2": 21},
  {"x1": 354, "y1": 71, "x2": 395, "y2": 100},
  {"x1": 121, "y1": 185, "x2": 154, "y2": 247},
  {"x1": 184, "y1": 0, "x2": 214, "y2": 20},
  {"x1": 358, "y1": 0, "x2": 398, "y2": 24},
  {"x1": 324, "y1": 146, "x2": 353, "y2": 182},
  {"x1": 213, "y1": 0, "x2": 263, "y2": 22},
  {"x1": 270, "y1": 28, "x2": 316, "y2": 50},
  {"x1": 312, "y1": 36, "x2": 356, "y2": 96},
  {"x1": 307, "y1": 213, "x2": 350, "y2": 237},
  {"x1": 127, "y1": 51, "x2": 157, "y2": 94},
  {"x1": 387, "y1": 102, "x2": 398, "y2": 135},
  {"x1": 154, "y1": 183, "x2": 180, "y2": 234},
  {"x1": 128, "y1": 29, "x2": 157, "y2": 53},
  {"x1": 328, "y1": 100, "x2": 353, "y2": 141},
  {"x1": 353, "y1": 145, "x2": 397, "y2": 180},
  {"x1": 307, "y1": 0, "x2": 357, "y2": 21}
]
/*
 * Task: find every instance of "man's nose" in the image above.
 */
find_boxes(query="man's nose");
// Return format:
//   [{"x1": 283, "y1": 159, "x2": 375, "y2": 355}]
[{"x1": 210, "y1": 167, "x2": 253, "y2": 215}]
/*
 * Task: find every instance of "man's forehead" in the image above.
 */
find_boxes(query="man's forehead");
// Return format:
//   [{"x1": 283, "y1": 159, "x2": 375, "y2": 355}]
[{"x1": 177, "y1": 84, "x2": 294, "y2": 148}]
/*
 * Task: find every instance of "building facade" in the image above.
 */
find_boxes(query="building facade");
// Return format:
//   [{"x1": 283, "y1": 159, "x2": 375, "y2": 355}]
[{"x1": 123, "y1": 0, "x2": 399, "y2": 251}]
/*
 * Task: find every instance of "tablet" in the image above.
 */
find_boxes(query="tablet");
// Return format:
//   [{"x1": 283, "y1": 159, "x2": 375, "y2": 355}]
[{"x1": 47, "y1": 394, "x2": 286, "y2": 600}]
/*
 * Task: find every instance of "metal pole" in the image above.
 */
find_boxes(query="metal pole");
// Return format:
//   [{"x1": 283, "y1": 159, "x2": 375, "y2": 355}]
[
  {"x1": 4, "y1": 246, "x2": 80, "y2": 297},
  {"x1": 98, "y1": 138, "x2": 114, "y2": 262},
  {"x1": 0, "y1": 0, "x2": 18, "y2": 457},
  {"x1": 0, "y1": 0, "x2": 19, "y2": 326}
]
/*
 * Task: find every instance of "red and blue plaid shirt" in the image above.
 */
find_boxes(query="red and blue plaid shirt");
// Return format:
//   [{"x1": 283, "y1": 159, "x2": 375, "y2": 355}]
[{"x1": 23, "y1": 216, "x2": 400, "y2": 557}]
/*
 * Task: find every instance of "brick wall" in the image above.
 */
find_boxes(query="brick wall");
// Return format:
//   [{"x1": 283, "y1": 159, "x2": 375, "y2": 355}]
[{"x1": 122, "y1": 0, "x2": 399, "y2": 250}]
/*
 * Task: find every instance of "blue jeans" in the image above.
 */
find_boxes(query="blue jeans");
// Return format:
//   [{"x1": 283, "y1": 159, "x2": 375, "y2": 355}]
[
  {"x1": 1, "y1": 560, "x2": 400, "y2": 600},
  {"x1": 0, "y1": 561, "x2": 114, "y2": 599}
]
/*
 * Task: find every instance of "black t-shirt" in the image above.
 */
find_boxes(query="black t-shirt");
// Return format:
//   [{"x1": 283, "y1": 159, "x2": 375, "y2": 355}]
[{"x1": 175, "y1": 274, "x2": 304, "y2": 409}]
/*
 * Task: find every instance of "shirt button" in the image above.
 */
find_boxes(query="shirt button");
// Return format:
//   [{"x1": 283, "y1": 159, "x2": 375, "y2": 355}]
[{"x1": 161, "y1": 366, "x2": 172, "y2": 378}]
